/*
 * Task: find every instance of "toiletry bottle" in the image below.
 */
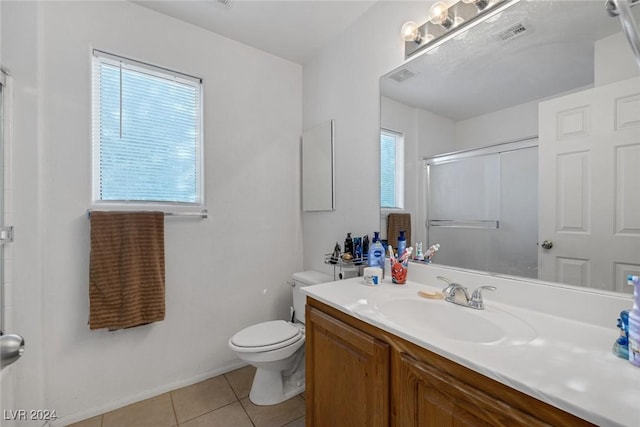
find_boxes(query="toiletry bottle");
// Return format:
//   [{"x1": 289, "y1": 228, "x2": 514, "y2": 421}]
[
  {"x1": 353, "y1": 237, "x2": 363, "y2": 264},
  {"x1": 415, "y1": 242, "x2": 424, "y2": 261},
  {"x1": 344, "y1": 233, "x2": 353, "y2": 256},
  {"x1": 628, "y1": 275, "x2": 640, "y2": 367},
  {"x1": 368, "y1": 232, "x2": 385, "y2": 274},
  {"x1": 613, "y1": 310, "x2": 630, "y2": 360},
  {"x1": 362, "y1": 235, "x2": 369, "y2": 258},
  {"x1": 397, "y1": 230, "x2": 407, "y2": 258}
]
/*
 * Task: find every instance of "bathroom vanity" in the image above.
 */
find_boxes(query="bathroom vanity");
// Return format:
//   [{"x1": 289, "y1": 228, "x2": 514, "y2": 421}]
[{"x1": 302, "y1": 265, "x2": 640, "y2": 427}]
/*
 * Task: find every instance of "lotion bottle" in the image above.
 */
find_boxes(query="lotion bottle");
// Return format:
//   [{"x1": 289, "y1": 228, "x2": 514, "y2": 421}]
[{"x1": 368, "y1": 232, "x2": 385, "y2": 274}]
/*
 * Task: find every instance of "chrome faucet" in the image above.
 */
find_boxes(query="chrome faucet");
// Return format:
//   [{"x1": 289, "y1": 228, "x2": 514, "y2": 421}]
[
  {"x1": 469, "y1": 286, "x2": 496, "y2": 310},
  {"x1": 437, "y1": 276, "x2": 496, "y2": 310}
]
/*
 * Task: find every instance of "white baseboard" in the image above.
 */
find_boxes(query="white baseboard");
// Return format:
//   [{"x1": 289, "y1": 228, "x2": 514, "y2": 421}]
[{"x1": 52, "y1": 360, "x2": 247, "y2": 427}]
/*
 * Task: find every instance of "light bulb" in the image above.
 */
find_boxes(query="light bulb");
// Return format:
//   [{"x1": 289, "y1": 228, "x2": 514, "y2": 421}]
[
  {"x1": 401, "y1": 21, "x2": 421, "y2": 43},
  {"x1": 428, "y1": 2, "x2": 450, "y2": 25}
]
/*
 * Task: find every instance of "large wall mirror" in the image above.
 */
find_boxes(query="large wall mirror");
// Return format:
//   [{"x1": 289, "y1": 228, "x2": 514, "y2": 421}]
[{"x1": 380, "y1": 0, "x2": 640, "y2": 294}]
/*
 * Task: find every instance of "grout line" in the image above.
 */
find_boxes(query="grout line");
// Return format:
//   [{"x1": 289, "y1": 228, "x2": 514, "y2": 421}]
[
  {"x1": 222, "y1": 372, "x2": 243, "y2": 402},
  {"x1": 234, "y1": 396, "x2": 256, "y2": 427},
  {"x1": 223, "y1": 374, "x2": 257, "y2": 427},
  {"x1": 174, "y1": 401, "x2": 242, "y2": 427},
  {"x1": 168, "y1": 391, "x2": 179, "y2": 427}
]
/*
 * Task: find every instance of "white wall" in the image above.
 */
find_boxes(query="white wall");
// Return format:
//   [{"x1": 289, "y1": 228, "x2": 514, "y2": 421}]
[
  {"x1": 302, "y1": 1, "x2": 425, "y2": 273},
  {"x1": 595, "y1": 32, "x2": 640, "y2": 86},
  {"x1": 455, "y1": 100, "x2": 538, "y2": 150},
  {"x1": 2, "y1": 1, "x2": 302, "y2": 424}
]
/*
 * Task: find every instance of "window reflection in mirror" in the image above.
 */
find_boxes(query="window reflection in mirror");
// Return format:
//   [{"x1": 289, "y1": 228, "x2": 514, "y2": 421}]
[{"x1": 380, "y1": 129, "x2": 404, "y2": 210}]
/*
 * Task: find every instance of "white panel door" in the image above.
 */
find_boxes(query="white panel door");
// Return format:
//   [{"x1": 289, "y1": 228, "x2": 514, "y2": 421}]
[{"x1": 538, "y1": 76, "x2": 640, "y2": 292}]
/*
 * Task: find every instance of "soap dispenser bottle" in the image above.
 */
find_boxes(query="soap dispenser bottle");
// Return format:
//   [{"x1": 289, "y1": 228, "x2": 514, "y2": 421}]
[
  {"x1": 628, "y1": 275, "x2": 640, "y2": 367},
  {"x1": 397, "y1": 230, "x2": 407, "y2": 258}
]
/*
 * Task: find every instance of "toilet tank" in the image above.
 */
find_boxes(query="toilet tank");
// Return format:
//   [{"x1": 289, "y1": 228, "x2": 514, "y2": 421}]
[{"x1": 292, "y1": 271, "x2": 333, "y2": 323}]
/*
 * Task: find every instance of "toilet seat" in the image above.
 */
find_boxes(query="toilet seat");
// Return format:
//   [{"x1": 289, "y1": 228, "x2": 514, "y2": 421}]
[{"x1": 230, "y1": 320, "x2": 303, "y2": 353}]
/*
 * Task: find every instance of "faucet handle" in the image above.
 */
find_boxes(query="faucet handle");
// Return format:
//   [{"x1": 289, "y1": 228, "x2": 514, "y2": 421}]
[
  {"x1": 437, "y1": 276, "x2": 459, "y2": 291},
  {"x1": 438, "y1": 276, "x2": 459, "y2": 295},
  {"x1": 437, "y1": 276, "x2": 452, "y2": 286},
  {"x1": 470, "y1": 286, "x2": 496, "y2": 309}
]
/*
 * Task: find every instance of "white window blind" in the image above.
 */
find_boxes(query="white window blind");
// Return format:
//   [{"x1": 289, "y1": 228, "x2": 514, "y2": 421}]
[
  {"x1": 380, "y1": 129, "x2": 404, "y2": 209},
  {"x1": 92, "y1": 50, "x2": 203, "y2": 205}
]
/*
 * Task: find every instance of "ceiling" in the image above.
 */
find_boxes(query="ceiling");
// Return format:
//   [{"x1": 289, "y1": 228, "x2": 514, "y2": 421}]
[
  {"x1": 133, "y1": 0, "x2": 377, "y2": 64},
  {"x1": 381, "y1": 0, "x2": 629, "y2": 121}
]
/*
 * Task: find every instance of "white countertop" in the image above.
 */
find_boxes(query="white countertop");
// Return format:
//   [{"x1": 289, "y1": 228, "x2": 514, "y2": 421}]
[{"x1": 302, "y1": 275, "x2": 640, "y2": 427}]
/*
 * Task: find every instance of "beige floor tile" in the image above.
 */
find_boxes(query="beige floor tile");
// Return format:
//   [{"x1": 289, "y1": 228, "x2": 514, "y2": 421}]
[
  {"x1": 65, "y1": 415, "x2": 102, "y2": 427},
  {"x1": 179, "y1": 402, "x2": 253, "y2": 427},
  {"x1": 171, "y1": 375, "x2": 237, "y2": 423},
  {"x1": 283, "y1": 416, "x2": 305, "y2": 427},
  {"x1": 224, "y1": 365, "x2": 256, "y2": 399},
  {"x1": 241, "y1": 396, "x2": 306, "y2": 427},
  {"x1": 102, "y1": 393, "x2": 176, "y2": 427}
]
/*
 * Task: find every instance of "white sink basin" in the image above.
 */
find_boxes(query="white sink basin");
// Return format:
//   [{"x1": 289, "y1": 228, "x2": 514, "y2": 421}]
[{"x1": 368, "y1": 288, "x2": 537, "y2": 346}]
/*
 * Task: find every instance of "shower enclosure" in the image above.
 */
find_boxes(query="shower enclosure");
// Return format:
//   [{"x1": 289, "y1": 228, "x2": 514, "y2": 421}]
[{"x1": 425, "y1": 139, "x2": 539, "y2": 278}]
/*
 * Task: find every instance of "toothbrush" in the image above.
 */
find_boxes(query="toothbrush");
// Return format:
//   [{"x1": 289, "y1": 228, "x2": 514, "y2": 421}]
[
  {"x1": 400, "y1": 247, "x2": 413, "y2": 264},
  {"x1": 388, "y1": 245, "x2": 395, "y2": 263}
]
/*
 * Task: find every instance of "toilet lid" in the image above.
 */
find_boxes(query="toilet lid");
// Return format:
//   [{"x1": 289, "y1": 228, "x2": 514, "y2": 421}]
[{"x1": 230, "y1": 320, "x2": 302, "y2": 349}]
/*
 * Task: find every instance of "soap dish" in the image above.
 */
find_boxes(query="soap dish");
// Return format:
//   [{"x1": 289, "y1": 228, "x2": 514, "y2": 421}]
[{"x1": 418, "y1": 290, "x2": 444, "y2": 300}]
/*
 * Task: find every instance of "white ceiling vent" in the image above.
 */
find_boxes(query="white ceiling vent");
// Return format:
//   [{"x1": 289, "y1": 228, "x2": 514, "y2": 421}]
[
  {"x1": 495, "y1": 21, "x2": 531, "y2": 42},
  {"x1": 389, "y1": 68, "x2": 416, "y2": 83}
]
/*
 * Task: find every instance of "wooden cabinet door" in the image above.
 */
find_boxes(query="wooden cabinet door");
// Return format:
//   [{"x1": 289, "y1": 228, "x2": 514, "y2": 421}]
[
  {"x1": 398, "y1": 353, "x2": 548, "y2": 427},
  {"x1": 306, "y1": 306, "x2": 390, "y2": 427}
]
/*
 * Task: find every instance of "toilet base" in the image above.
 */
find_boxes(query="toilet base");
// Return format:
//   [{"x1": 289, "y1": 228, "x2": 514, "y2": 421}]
[
  {"x1": 249, "y1": 369, "x2": 305, "y2": 405},
  {"x1": 249, "y1": 351, "x2": 305, "y2": 406}
]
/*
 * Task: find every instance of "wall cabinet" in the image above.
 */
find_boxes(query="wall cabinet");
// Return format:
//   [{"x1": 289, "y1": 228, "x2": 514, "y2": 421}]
[{"x1": 306, "y1": 298, "x2": 594, "y2": 427}]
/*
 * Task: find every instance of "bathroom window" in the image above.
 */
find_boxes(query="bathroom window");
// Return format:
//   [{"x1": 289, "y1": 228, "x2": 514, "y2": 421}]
[
  {"x1": 380, "y1": 129, "x2": 404, "y2": 209},
  {"x1": 91, "y1": 50, "x2": 203, "y2": 205}
]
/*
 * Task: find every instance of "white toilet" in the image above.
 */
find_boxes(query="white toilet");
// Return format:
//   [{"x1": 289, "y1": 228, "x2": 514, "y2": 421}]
[{"x1": 228, "y1": 270, "x2": 333, "y2": 405}]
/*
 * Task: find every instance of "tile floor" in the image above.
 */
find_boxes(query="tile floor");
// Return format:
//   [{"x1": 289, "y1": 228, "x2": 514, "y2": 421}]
[{"x1": 67, "y1": 366, "x2": 305, "y2": 427}]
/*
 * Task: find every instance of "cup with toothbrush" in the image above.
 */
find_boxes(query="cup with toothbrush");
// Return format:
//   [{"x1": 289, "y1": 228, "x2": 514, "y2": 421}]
[{"x1": 389, "y1": 245, "x2": 412, "y2": 285}]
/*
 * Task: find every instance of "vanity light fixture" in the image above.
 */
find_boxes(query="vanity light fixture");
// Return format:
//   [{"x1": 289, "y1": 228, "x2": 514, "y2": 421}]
[{"x1": 401, "y1": 0, "x2": 521, "y2": 59}]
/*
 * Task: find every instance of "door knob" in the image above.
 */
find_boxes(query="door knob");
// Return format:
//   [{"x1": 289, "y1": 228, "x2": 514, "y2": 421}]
[
  {"x1": 1, "y1": 333, "x2": 25, "y2": 368},
  {"x1": 540, "y1": 240, "x2": 553, "y2": 250}
]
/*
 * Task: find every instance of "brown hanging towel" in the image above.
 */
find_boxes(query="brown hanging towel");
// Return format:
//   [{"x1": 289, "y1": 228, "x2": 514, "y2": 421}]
[
  {"x1": 89, "y1": 211, "x2": 165, "y2": 330},
  {"x1": 387, "y1": 213, "x2": 411, "y2": 252}
]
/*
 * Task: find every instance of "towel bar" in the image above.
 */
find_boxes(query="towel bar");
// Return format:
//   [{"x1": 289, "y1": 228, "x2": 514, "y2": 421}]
[
  {"x1": 428, "y1": 219, "x2": 499, "y2": 229},
  {"x1": 86, "y1": 209, "x2": 208, "y2": 219}
]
